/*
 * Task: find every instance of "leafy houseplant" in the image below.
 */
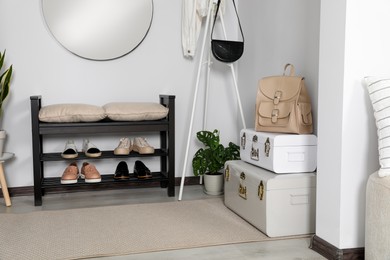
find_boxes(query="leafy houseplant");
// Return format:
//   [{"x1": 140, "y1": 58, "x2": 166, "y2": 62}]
[
  {"x1": 192, "y1": 129, "x2": 240, "y2": 195},
  {"x1": 0, "y1": 50, "x2": 13, "y2": 156},
  {"x1": 0, "y1": 50, "x2": 12, "y2": 120},
  {"x1": 192, "y1": 129, "x2": 240, "y2": 176}
]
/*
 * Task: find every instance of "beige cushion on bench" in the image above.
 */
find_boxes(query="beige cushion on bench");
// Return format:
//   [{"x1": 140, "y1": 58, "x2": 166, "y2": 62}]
[
  {"x1": 39, "y1": 104, "x2": 106, "y2": 123},
  {"x1": 365, "y1": 171, "x2": 390, "y2": 259},
  {"x1": 103, "y1": 102, "x2": 169, "y2": 121},
  {"x1": 39, "y1": 102, "x2": 169, "y2": 123}
]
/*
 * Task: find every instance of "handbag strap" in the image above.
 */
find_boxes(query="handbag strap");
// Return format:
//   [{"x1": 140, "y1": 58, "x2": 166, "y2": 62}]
[
  {"x1": 283, "y1": 64, "x2": 296, "y2": 76},
  {"x1": 211, "y1": 0, "x2": 244, "y2": 42}
]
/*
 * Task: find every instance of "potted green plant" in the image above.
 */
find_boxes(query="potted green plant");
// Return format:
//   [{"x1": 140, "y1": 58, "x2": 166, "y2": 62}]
[
  {"x1": 192, "y1": 129, "x2": 240, "y2": 195},
  {"x1": 0, "y1": 50, "x2": 13, "y2": 156}
]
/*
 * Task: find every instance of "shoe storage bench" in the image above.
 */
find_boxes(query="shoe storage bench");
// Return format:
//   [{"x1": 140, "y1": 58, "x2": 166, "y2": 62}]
[{"x1": 30, "y1": 95, "x2": 175, "y2": 206}]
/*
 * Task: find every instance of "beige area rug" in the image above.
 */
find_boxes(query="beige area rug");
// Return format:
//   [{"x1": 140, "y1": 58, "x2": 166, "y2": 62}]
[{"x1": 0, "y1": 198, "x2": 292, "y2": 260}]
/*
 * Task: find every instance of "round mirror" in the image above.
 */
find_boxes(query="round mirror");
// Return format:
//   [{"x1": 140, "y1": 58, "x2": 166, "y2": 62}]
[{"x1": 42, "y1": 0, "x2": 153, "y2": 60}]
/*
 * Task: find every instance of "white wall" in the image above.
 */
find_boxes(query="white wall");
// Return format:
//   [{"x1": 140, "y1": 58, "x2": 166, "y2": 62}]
[
  {"x1": 0, "y1": 0, "x2": 241, "y2": 187},
  {"x1": 238, "y1": 0, "x2": 320, "y2": 132},
  {"x1": 316, "y1": 0, "x2": 348, "y2": 248},
  {"x1": 317, "y1": 0, "x2": 386, "y2": 249}
]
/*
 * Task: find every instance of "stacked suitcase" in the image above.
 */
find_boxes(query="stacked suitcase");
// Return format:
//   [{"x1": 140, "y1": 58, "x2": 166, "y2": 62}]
[{"x1": 224, "y1": 128, "x2": 317, "y2": 237}]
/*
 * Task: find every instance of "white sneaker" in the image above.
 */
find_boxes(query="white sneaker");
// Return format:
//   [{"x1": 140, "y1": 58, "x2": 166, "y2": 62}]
[
  {"x1": 133, "y1": 137, "x2": 155, "y2": 154},
  {"x1": 114, "y1": 137, "x2": 132, "y2": 155},
  {"x1": 82, "y1": 139, "x2": 102, "y2": 158},
  {"x1": 61, "y1": 140, "x2": 78, "y2": 159}
]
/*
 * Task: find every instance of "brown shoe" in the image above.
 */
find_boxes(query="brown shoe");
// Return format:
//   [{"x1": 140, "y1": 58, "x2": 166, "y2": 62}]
[
  {"x1": 61, "y1": 162, "x2": 79, "y2": 184},
  {"x1": 81, "y1": 162, "x2": 101, "y2": 183}
]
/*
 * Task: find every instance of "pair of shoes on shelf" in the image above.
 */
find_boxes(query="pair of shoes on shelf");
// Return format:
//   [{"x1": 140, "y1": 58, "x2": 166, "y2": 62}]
[
  {"x1": 114, "y1": 137, "x2": 154, "y2": 155},
  {"x1": 114, "y1": 160, "x2": 152, "y2": 180},
  {"x1": 61, "y1": 162, "x2": 101, "y2": 184},
  {"x1": 61, "y1": 139, "x2": 102, "y2": 158}
]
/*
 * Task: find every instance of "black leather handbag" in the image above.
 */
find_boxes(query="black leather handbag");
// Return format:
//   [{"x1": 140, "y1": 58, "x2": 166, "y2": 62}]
[{"x1": 211, "y1": 0, "x2": 244, "y2": 63}]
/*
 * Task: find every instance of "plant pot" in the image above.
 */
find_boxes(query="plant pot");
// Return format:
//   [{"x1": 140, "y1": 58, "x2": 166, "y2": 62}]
[
  {"x1": 203, "y1": 172, "x2": 224, "y2": 195},
  {"x1": 0, "y1": 130, "x2": 6, "y2": 157}
]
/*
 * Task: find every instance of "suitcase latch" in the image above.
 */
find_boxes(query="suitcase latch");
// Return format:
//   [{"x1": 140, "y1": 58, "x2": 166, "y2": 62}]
[
  {"x1": 264, "y1": 137, "x2": 270, "y2": 157},
  {"x1": 258, "y1": 181, "x2": 264, "y2": 200},
  {"x1": 239, "y1": 172, "x2": 247, "y2": 200},
  {"x1": 225, "y1": 165, "x2": 230, "y2": 182},
  {"x1": 250, "y1": 145, "x2": 259, "y2": 161},
  {"x1": 239, "y1": 184, "x2": 247, "y2": 200},
  {"x1": 241, "y1": 133, "x2": 246, "y2": 150}
]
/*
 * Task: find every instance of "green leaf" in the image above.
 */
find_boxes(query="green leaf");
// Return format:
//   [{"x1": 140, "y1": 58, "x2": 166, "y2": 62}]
[
  {"x1": 196, "y1": 130, "x2": 220, "y2": 149},
  {"x1": 192, "y1": 129, "x2": 240, "y2": 176},
  {"x1": 0, "y1": 50, "x2": 4, "y2": 71},
  {"x1": 0, "y1": 65, "x2": 12, "y2": 101},
  {"x1": 0, "y1": 50, "x2": 12, "y2": 119}
]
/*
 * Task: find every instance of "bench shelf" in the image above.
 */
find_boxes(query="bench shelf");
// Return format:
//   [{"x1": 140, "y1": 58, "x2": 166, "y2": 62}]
[{"x1": 30, "y1": 95, "x2": 175, "y2": 206}]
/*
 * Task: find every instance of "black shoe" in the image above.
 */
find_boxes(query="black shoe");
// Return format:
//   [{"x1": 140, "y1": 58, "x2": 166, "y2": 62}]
[
  {"x1": 114, "y1": 161, "x2": 130, "y2": 180},
  {"x1": 134, "y1": 160, "x2": 152, "y2": 179}
]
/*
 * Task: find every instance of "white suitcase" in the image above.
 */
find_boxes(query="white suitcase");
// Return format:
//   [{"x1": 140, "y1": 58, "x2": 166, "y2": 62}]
[
  {"x1": 240, "y1": 128, "x2": 317, "y2": 173},
  {"x1": 224, "y1": 160, "x2": 316, "y2": 237}
]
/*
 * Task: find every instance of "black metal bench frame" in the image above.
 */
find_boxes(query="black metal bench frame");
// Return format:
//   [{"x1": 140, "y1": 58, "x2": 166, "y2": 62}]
[{"x1": 30, "y1": 95, "x2": 175, "y2": 206}]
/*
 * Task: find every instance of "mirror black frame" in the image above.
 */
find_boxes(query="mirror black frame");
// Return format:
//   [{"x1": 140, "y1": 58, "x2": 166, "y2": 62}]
[{"x1": 42, "y1": 0, "x2": 154, "y2": 61}]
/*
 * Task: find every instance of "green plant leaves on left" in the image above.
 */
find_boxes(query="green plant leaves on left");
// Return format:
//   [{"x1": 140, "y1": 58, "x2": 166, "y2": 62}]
[
  {"x1": 0, "y1": 50, "x2": 12, "y2": 118},
  {"x1": 0, "y1": 65, "x2": 12, "y2": 101}
]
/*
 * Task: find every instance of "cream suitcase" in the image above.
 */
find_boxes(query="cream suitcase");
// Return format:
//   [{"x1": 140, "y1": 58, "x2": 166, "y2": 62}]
[
  {"x1": 224, "y1": 160, "x2": 316, "y2": 237},
  {"x1": 240, "y1": 128, "x2": 317, "y2": 173}
]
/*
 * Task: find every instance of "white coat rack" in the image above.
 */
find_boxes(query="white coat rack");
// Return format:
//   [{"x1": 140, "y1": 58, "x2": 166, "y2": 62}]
[{"x1": 178, "y1": 0, "x2": 246, "y2": 201}]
